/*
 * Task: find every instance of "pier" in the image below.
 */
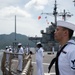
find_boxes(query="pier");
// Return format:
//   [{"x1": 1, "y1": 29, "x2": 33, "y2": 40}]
[
  {"x1": 1, "y1": 50, "x2": 56, "y2": 75},
  {"x1": 1, "y1": 51, "x2": 33, "y2": 75}
]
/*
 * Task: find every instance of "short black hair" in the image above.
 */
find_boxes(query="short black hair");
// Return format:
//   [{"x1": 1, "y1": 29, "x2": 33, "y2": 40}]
[
  {"x1": 37, "y1": 44, "x2": 42, "y2": 48},
  {"x1": 63, "y1": 27, "x2": 74, "y2": 39}
]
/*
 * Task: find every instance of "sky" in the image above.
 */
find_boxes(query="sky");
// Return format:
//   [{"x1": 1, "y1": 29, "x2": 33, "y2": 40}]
[{"x1": 0, "y1": 0, "x2": 75, "y2": 37}]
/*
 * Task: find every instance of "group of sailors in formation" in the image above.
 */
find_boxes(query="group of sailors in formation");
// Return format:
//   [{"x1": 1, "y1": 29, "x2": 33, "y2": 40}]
[
  {"x1": 5, "y1": 43, "x2": 30, "y2": 73},
  {"x1": 4, "y1": 42, "x2": 54, "y2": 75},
  {"x1": 4, "y1": 42, "x2": 45, "y2": 74},
  {"x1": 4, "y1": 41, "x2": 55, "y2": 75}
]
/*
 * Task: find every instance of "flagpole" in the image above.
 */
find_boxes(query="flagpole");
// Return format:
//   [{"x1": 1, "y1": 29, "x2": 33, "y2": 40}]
[{"x1": 15, "y1": 15, "x2": 16, "y2": 41}]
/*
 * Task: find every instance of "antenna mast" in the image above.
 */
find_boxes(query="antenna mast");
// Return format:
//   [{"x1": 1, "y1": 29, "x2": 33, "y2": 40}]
[
  {"x1": 15, "y1": 15, "x2": 16, "y2": 41},
  {"x1": 41, "y1": 0, "x2": 58, "y2": 26},
  {"x1": 73, "y1": 0, "x2": 75, "y2": 6},
  {"x1": 53, "y1": 0, "x2": 58, "y2": 25},
  {"x1": 58, "y1": 9, "x2": 73, "y2": 21}
]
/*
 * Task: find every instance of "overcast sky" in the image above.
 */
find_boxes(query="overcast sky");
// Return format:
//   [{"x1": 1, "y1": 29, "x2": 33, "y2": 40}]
[{"x1": 0, "y1": 0, "x2": 75, "y2": 37}]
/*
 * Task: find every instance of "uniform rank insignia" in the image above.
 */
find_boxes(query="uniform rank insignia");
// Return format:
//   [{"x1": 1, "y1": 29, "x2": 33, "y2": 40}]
[
  {"x1": 71, "y1": 60, "x2": 75, "y2": 69},
  {"x1": 62, "y1": 51, "x2": 67, "y2": 54}
]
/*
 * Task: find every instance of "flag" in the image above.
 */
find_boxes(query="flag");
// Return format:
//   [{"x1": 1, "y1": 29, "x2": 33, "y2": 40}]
[
  {"x1": 47, "y1": 22, "x2": 49, "y2": 24},
  {"x1": 45, "y1": 16, "x2": 47, "y2": 19},
  {"x1": 46, "y1": 20, "x2": 49, "y2": 24},
  {"x1": 38, "y1": 16, "x2": 41, "y2": 20}
]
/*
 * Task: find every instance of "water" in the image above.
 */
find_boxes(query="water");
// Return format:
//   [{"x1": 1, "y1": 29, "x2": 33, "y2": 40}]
[{"x1": 0, "y1": 50, "x2": 4, "y2": 75}]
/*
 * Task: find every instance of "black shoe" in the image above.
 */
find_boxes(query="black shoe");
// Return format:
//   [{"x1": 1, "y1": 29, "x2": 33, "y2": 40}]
[{"x1": 17, "y1": 70, "x2": 22, "y2": 73}]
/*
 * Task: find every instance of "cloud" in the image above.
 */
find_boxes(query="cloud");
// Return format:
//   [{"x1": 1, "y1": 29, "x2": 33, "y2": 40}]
[
  {"x1": 16, "y1": 18, "x2": 43, "y2": 37},
  {"x1": 25, "y1": 0, "x2": 49, "y2": 10},
  {"x1": 0, "y1": 0, "x2": 45, "y2": 37},
  {"x1": 0, "y1": 15, "x2": 44, "y2": 37},
  {"x1": 0, "y1": 0, "x2": 21, "y2": 8},
  {"x1": 0, "y1": 5, "x2": 44, "y2": 37},
  {"x1": 0, "y1": 0, "x2": 75, "y2": 37},
  {"x1": 0, "y1": 6, "x2": 31, "y2": 17}
]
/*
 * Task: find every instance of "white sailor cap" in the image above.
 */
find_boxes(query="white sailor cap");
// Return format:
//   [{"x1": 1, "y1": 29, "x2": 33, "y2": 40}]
[
  {"x1": 36, "y1": 42, "x2": 41, "y2": 45},
  {"x1": 18, "y1": 43, "x2": 22, "y2": 46},
  {"x1": 9, "y1": 45, "x2": 11, "y2": 48},
  {"x1": 57, "y1": 21, "x2": 75, "y2": 31},
  {"x1": 6, "y1": 46, "x2": 8, "y2": 48},
  {"x1": 9, "y1": 48, "x2": 12, "y2": 50}
]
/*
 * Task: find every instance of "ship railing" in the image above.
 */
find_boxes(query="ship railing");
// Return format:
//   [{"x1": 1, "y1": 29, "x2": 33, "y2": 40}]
[
  {"x1": 1, "y1": 51, "x2": 33, "y2": 75},
  {"x1": 21, "y1": 59, "x2": 33, "y2": 75}
]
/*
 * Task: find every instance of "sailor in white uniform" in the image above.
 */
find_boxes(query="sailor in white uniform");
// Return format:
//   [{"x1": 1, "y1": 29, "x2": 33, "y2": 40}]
[
  {"x1": 9, "y1": 47, "x2": 12, "y2": 53},
  {"x1": 5, "y1": 46, "x2": 12, "y2": 64},
  {"x1": 54, "y1": 21, "x2": 75, "y2": 75},
  {"x1": 36, "y1": 42, "x2": 44, "y2": 75},
  {"x1": 52, "y1": 46, "x2": 54, "y2": 54},
  {"x1": 25, "y1": 45, "x2": 29, "y2": 55},
  {"x1": 5, "y1": 46, "x2": 9, "y2": 63},
  {"x1": 17, "y1": 43, "x2": 24, "y2": 72}
]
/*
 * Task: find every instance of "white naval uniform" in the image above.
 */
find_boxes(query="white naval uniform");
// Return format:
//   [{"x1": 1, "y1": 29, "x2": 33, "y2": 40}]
[
  {"x1": 26, "y1": 47, "x2": 29, "y2": 55},
  {"x1": 6, "y1": 48, "x2": 9, "y2": 63},
  {"x1": 18, "y1": 47, "x2": 24, "y2": 71},
  {"x1": 52, "y1": 46, "x2": 54, "y2": 53},
  {"x1": 36, "y1": 47, "x2": 44, "y2": 75},
  {"x1": 6, "y1": 48, "x2": 12, "y2": 63},
  {"x1": 58, "y1": 40, "x2": 75, "y2": 75}
]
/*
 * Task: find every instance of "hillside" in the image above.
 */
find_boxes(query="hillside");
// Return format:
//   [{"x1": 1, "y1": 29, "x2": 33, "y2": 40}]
[{"x1": 0, "y1": 33, "x2": 35, "y2": 49}]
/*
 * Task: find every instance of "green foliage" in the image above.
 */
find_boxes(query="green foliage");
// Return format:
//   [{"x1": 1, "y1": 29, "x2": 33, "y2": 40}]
[{"x1": 0, "y1": 33, "x2": 35, "y2": 49}]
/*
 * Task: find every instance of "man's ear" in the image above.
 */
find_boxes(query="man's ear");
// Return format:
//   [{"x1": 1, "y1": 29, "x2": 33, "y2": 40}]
[{"x1": 64, "y1": 30, "x2": 68, "y2": 36}]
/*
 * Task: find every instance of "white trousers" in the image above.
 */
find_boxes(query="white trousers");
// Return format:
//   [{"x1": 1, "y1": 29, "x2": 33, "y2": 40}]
[
  {"x1": 17, "y1": 56, "x2": 23, "y2": 71},
  {"x1": 36, "y1": 60, "x2": 44, "y2": 75}
]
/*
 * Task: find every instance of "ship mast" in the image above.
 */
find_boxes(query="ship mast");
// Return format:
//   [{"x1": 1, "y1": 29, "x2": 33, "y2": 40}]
[
  {"x1": 13, "y1": 15, "x2": 17, "y2": 52},
  {"x1": 73, "y1": 0, "x2": 75, "y2": 6},
  {"x1": 15, "y1": 15, "x2": 16, "y2": 41},
  {"x1": 58, "y1": 9, "x2": 73, "y2": 21},
  {"x1": 53, "y1": 0, "x2": 58, "y2": 25},
  {"x1": 41, "y1": 0, "x2": 58, "y2": 26}
]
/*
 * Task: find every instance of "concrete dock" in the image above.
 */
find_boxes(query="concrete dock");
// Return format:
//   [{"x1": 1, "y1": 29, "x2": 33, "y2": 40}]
[{"x1": 31, "y1": 52, "x2": 56, "y2": 75}]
